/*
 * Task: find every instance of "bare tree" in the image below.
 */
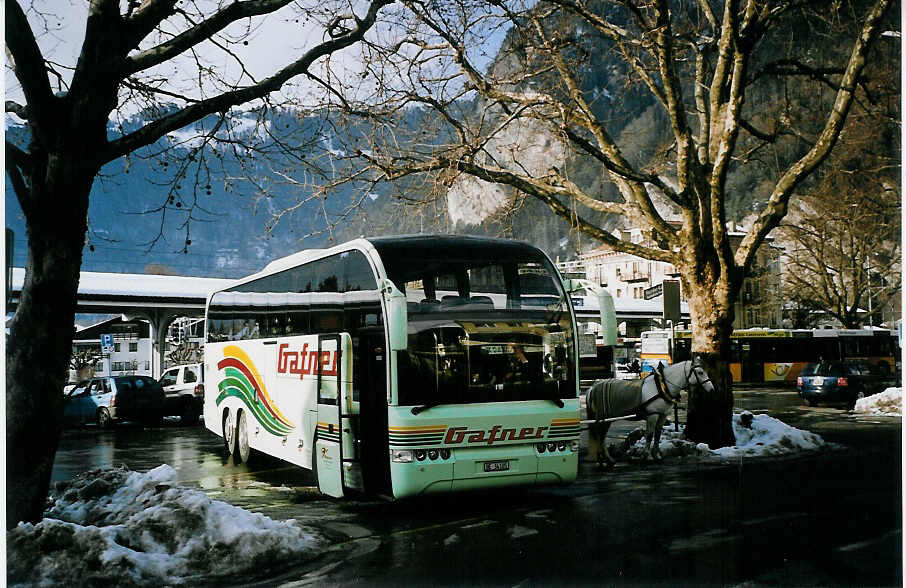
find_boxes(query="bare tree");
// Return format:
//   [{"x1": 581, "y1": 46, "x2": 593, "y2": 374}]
[
  {"x1": 68, "y1": 348, "x2": 101, "y2": 382},
  {"x1": 779, "y1": 174, "x2": 900, "y2": 328},
  {"x1": 166, "y1": 341, "x2": 202, "y2": 366},
  {"x1": 776, "y1": 39, "x2": 900, "y2": 329},
  {"x1": 322, "y1": 0, "x2": 894, "y2": 448},
  {"x1": 5, "y1": 0, "x2": 391, "y2": 528}
]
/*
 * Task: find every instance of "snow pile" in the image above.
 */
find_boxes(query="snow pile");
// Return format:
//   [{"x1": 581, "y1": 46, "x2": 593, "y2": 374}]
[
  {"x1": 853, "y1": 387, "x2": 902, "y2": 416},
  {"x1": 8, "y1": 465, "x2": 324, "y2": 586},
  {"x1": 618, "y1": 411, "x2": 827, "y2": 461},
  {"x1": 711, "y1": 411, "x2": 827, "y2": 457}
]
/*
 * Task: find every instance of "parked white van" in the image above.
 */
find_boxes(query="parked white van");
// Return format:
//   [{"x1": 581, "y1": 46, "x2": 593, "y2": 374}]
[{"x1": 159, "y1": 363, "x2": 204, "y2": 424}]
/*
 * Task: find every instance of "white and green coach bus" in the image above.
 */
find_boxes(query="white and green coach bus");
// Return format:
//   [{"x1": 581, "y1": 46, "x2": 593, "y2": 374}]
[{"x1": 204, "y1": 235, "x2": 615, "y2": 498}]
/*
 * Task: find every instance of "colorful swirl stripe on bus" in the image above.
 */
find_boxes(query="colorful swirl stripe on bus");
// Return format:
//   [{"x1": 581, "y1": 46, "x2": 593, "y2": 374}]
[{"x1": 216, "y1": 345, "x2": 295, "y2": 436}]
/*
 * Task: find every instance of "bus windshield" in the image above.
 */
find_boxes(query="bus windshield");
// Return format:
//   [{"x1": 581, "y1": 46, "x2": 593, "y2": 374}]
[{"x1": 374, "y1": 239, "x2": 576, "y2": 406}]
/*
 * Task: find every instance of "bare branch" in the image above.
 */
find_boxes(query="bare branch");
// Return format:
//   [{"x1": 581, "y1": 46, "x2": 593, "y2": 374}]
[
  {"x1": 5, "y1": 1, "x2": 56, "y2": 127},
  {"x1": 124, "y1": 0, "x2": 294, "y2": 75},
  {"x1": 737, "y1": 0, "x2": 893, "y2": 268},
  {"x1": 6, "y1": 100, "x2": 29, "y2": 119},
  {"x1": 6, "y1": 140, "x2": 33, "y2": 217},
  {"x1": 105, "y1": 0, "x2": 393, "y2": 163}
]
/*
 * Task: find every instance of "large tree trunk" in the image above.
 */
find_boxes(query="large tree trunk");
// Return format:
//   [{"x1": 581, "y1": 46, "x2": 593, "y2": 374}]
[
  {"x1": 682, "y1": 276, "x2": 737, "y2": 449},
  {"x1": 6, "y1": 154, "x2": 94, "y2": 529}
]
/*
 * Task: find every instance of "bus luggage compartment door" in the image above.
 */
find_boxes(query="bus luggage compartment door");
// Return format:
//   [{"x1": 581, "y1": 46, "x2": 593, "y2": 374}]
[{"x1": 315, "y1": 333, "x2": 354, "y2": 497}]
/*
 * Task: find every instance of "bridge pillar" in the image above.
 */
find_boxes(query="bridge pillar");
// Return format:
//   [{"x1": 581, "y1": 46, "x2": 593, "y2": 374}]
[{"x1": 123, "y1": 309, "x2": 180, "y2": 378}]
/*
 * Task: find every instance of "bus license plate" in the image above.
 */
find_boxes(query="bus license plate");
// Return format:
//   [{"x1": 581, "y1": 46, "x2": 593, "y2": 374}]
[{"x1": 484, "y1": 460, "x2": 510, "y2": 472}]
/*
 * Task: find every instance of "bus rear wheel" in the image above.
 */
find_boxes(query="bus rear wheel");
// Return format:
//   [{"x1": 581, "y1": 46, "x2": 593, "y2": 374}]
[
  {"x1": 222, "y1": 410, "x2": 235, "y2": 456},
  {"x1": 236, "y1": 410, "x2": 251, "y2": 464}
]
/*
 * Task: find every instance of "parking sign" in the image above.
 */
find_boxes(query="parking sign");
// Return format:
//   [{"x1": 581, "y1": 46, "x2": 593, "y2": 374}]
[{"x1": 100, "y1": 334, "x2": 114, "y2": 354}]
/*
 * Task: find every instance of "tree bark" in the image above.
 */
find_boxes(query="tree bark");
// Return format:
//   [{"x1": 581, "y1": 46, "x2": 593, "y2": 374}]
[
  {"x1": 681, "y1": 267, "x2": 737, "y2": 449},
  {"x1": 6, "y1": 153, "x2": 94, "y2": 529}
]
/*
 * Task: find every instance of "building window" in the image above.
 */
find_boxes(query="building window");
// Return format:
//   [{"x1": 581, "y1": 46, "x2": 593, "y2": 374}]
[
  {"x1": 111, "y1": 361, "x2": 124, "y2": 372},
  {"x1": 144, "y1": 361, "x2": 151, "y2": 371},
  {"x1": 114, "y1": 342, "x2": 122, "y2": 353},
  {"x1": 129, "y1": 342, "x2": 138, "y2": 353}
]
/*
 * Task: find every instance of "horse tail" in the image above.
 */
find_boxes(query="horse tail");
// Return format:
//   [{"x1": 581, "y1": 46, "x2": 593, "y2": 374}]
[{"x1": 586, "y1": 380, "x2": 601, "y2": 421}]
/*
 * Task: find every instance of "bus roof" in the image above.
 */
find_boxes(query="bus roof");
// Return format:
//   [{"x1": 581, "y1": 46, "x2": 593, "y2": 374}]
[
  {"x1": 210, "y1": 235, "x2": 551, "y2": 298},
  {"x1": 367, "y1": 234, "x2": 544, "y2": 258}
]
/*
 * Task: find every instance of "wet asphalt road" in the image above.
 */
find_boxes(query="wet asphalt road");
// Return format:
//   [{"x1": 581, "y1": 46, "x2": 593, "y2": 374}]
[{"x1": 50, "y1": 388, "x2": 902, "y2": 587}]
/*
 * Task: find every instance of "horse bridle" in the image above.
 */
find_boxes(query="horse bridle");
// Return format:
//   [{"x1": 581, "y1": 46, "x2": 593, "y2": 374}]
[{"x1": 659, "y1": 361, "x2": 714, "y2": 401}]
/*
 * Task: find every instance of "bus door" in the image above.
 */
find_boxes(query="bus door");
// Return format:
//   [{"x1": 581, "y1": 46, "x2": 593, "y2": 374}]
[
  {"x1": 738, "y1": 340, "x2": 761, "y2": 383},
  {"x1": 357, "y1": 329, "x2": 391, "y2": 496},
  {"x1": 315, "y1": 333, "x2": 359, "y2": 497}
]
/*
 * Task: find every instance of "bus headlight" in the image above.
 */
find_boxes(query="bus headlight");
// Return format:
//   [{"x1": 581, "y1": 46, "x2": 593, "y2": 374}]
[
  {"x1": 570, "y1": 440, "x2": 580, "y2": 452},
  {"x1": 557, "y1": 442, "x2": 567, "y2": 452},
  {"x1": 440, "y1": 449, "x2": 451, "y2": 460},
  {"x1": 391, "y1": 449, "x2": 414, "y2": 463},
  {"x1": 547, "y1": 442, "x2": 557, "y2": 452},
  {"x1": 414, "y1": 450, "x2": 427, "y2": 461},
  {"x1": 537, "y1": 443, "x2": 547, "y2": 453},
  {"x1": 428, "y1": 449, "x2": 439, "y2": 461}
]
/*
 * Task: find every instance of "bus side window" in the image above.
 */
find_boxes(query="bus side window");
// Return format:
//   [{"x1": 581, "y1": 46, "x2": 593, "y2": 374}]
[{"x1": 344, "y1": 251, "x2": 377, "y2": 292}]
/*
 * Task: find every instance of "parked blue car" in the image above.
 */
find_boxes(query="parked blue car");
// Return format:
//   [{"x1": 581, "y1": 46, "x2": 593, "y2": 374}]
[
  {"x1": 63, "y1": 376, "x2": 165, "y2": 427},
  {"x1": 797, "y1": 360, "x2": 896, "y2": 409}
]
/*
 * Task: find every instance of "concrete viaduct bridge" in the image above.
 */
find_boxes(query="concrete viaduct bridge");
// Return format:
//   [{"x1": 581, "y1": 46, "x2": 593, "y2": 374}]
[
  {"x1": 8, "y1": 268, "x2": 232, "y2": 377},
  {"x1": 8, "y1": 268, "x2": 688, "y2": 377}
]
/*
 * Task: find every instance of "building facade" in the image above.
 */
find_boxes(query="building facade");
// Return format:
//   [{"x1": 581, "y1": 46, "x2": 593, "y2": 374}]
[
  {"x1": 70, "y1": 317, "x2": 153, "y2": 381},
  {"x1": 559, "y1": 227, "x2": 783, "y2": 331}
]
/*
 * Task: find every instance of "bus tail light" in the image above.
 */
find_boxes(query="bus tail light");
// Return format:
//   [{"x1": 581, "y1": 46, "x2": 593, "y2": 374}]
[
  {"x1": 110, "y1": 393, "x2": 116, "y2": 407},
  {"x1": 797, "y1": 377, "x2": 802, "y2": 387},
  {"x1": 194, "y1": 383, "x2": 204, "y2": 398},
  {"x1": 391, "y1": 449, "x2": 414, "y2": 463},
  {"x1": 837, "y1": 377, "x2": 848, "y2": 387}
]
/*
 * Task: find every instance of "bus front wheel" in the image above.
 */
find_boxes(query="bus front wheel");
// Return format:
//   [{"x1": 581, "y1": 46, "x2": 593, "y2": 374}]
[{"x1": 236, "y1": 410, "x2": 251, "y2": 464}]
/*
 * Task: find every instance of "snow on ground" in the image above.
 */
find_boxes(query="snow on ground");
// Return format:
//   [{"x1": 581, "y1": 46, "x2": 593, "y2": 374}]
[
  {"x1": 619, "y1": 411, "x2": 828, "y2": 461},
  {"x1": 7, "y1": 465, "x2": 324, "y2": 587},
  {"x1": 853, "y1": 387, "x2": 902, "y2": 416}
]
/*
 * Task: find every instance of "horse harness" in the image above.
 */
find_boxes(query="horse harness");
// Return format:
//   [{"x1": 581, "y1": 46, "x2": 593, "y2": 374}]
[
  {"x1": 641, "y1": 361, "x2": 711, "y2": 411},
  {"x1": 637, "y1": 368, "x2": 677, "y2": 415}
]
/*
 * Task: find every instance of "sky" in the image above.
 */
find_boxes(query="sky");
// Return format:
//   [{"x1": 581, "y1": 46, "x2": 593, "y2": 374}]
[
  {"x1": 11, "y1": 398, "x2": 901, "y2": 585},
  {"x1": 6, "y1": 1, "x2": 510, "y2": 119},
  {"x1": 7, "y1": 1, "x2": 372, "y2": 114}
]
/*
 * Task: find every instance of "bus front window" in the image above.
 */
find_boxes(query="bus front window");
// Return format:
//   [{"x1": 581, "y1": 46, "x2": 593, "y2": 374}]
[{"x1": 376, "y1": 245, "x2": 576, "y2": 407}]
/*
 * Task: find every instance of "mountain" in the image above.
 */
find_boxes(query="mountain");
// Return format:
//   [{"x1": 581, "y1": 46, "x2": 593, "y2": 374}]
[
  {"x1": 5, "y1": 108, "x2": 383, "y2": 279},
  {"x1": 6, "y1": 1, "x2": 897, "y2": 278}
]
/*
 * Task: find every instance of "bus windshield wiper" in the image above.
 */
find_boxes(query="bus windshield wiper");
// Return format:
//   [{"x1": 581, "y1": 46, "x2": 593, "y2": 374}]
[{"x1": 411, "y1": 400, "x2": 444, "y2": 415}]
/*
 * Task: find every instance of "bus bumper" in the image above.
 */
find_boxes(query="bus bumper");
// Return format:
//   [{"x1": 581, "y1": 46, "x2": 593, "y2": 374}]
[{"x1": 390, "y1": 443, "x2": 578, "y2": 498}]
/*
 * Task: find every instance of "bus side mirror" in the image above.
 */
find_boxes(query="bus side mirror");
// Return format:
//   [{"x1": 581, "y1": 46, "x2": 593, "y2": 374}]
[
  {"x1": 380, "y1": 279, "x2": 408, "y2": 351},
  {"x1": 564, "y1": 278, "x2": 617, "y2": 347}
]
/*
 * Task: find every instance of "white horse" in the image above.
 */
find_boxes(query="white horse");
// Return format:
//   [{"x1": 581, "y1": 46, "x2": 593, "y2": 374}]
[{"x1": 585, "y1": 359, "x2": 715, "y2": 466}]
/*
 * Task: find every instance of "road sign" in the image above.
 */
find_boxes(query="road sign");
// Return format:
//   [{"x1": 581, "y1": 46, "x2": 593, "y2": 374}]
[
  {"x1": 643, "y1": 284, "x2": 662, "y2": 300},
  {"x1": 663, "y1": 280, "x2": 681, "y2": 323},
  {"x1": 100, "y1": 334, "x2": 114, "y2": 354}
]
